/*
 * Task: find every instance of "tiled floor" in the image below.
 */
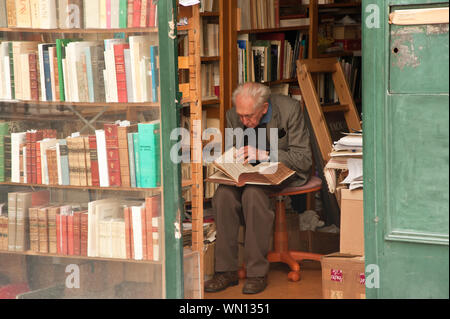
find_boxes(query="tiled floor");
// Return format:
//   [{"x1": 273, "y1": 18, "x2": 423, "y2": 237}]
[{"x1": 204, "y1": 261, "x2": 323, "y2": 299}]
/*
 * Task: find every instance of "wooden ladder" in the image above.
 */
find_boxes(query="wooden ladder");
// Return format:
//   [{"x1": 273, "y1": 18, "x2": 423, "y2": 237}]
[{"x1": 296, "y1": 58, "x2": 362, "y2": 163}]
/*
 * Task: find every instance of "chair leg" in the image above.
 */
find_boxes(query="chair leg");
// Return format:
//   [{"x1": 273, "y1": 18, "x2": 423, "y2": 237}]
[{"x1": 267, "y1": 196, "x2": 323, "y2": 282}]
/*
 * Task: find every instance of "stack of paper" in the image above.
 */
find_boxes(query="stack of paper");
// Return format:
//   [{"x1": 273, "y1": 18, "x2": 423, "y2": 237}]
[{"x1": 324, "y1": 131, "x2": 363, "y2": 193}]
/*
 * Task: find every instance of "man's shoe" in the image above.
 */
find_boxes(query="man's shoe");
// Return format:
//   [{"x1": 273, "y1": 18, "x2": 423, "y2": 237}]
[
  {"x1": 204, "y1": 271, "x2": 239, "y2": 293},
  {"x1": 242, "y1": 276, "x2": 267, "y2": 294}
]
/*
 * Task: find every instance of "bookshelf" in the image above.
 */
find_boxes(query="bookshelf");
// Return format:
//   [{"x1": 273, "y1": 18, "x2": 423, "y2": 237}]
[
  {"x1": 176, "y1": 0, "x2": 227, "y2": 295},
  {"x1": 0, "y1": 0, "x2": 183, "y2": 299}
]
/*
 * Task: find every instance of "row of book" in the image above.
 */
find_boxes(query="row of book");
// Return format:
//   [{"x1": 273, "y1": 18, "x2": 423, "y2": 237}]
[
  {"x1": 317, "y1": 55, "x2": 361, "y2": 104},
  {"x1": 237, "y1": 0, "x2": 310, "y2": 31},
  {"x1": 0, "y1": 37, "x2": 159, "y2": 103},
  {"x1": 0, "y1": 190, "x2": 161, "y2": 261},
  {"x1": 0, "y1": 0, "x2": 157, "y2": 29},
  {"x1": 0, "y1": 120, "x2": 161, "y2": 188},
  {"x1": 237, "y1": 32, "x2": 308, "y2": 84}
]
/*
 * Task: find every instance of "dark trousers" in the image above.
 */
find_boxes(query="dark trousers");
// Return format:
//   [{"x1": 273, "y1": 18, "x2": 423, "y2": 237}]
[{"x1": 212, "y1": 184, "x2": 279, "y2": 277}]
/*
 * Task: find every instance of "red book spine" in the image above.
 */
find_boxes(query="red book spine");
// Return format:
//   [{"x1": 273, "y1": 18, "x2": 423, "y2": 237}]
[
  {"x1": 33, "y1": 131, "x2": 43, "y2": 184},
  {"x1": 124, "y1": 207, "x2": 131, "y2": 259},
  {"x1": 80, "y1": 212, "x2": 88, "y2": 256},
  {"x1": 36, "y1": 142, "x2": 42, "y2": 184},
  {"x1": 61, "y1": 215, "x2": 68, "y2": 255},
  {"x1": 147, "y1": 0, "x2": 156, "y2": 27},
  {"x1": 132, "y1": 0, "x2": 142, "y2": 28},
  {"x1": 113, "y1": 44, "x2": 130, "y2": 103},
  {"x1": 140, "y1": 206, "x2": 147, "y2": 260},
  {"x1": 67, "y1": 214, "x2": 74, "y2": 255},
  {"x1": 145, "y1": 197, "x2": 154, "y2": 261},
  {"x1": 25, "y1": 132, "x2": 32, "y2": 183},
  {"x1": 56, "y1": 213, "x2": 62, "y2": 255},
  {"x1": 274, "y1": 0, "x2": 280, "y2": 28},
  {"x1": 73, "y1": 212, "x2": 81, "y2": 256},
  {"x1": 104, "y1": 123, "x2": 121, "y2": 186},
  {"x1": 29, "y1": 53, "x2": 39, "y2": 101},
  {"x1": 88, "y1": 135, "x2": 100, "y2": 187}
]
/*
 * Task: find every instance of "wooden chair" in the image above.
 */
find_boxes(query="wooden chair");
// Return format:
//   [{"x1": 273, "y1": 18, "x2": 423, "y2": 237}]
[{"x1": 238, "y1": 176, "x2": 323, "y2": 282}]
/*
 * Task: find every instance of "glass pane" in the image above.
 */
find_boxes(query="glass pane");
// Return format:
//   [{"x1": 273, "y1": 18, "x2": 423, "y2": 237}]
[{"x1": 0, "y1": 1, "x2": 165, "y2": 299}]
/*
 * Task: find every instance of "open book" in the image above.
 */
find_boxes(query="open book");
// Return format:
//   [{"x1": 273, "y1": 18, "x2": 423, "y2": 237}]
[{"x1": 206, "y1": 147, "x2": 295, "y2": 187}]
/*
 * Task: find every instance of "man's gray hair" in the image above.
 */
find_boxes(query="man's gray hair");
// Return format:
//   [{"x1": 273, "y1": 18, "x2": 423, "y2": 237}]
[{"x1": 232, "y1": 82, "x2": 271, "y2": 111}]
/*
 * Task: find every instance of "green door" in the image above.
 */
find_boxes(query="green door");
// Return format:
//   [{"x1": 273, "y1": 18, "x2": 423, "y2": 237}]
[{"x1": 363, "y1": 0, "x2": 449, "y2": 298}]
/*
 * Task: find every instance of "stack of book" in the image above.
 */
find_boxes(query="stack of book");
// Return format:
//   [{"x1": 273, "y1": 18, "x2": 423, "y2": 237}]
[
  {"x1": 0, "y1": 36, "x2": 160, "y2": 103},
  {"x1": 1, "y1": 0, "x2": 158, "y2": 29},
  {"x1": 1, "y1": 120, "x2": 161, "y2": 188},
  {"x1": 0, "y1": 191, "x2": 162, "y2": 261},
  {"x1": 237, "y1": 32, "x2": 308, "y2": 84}
]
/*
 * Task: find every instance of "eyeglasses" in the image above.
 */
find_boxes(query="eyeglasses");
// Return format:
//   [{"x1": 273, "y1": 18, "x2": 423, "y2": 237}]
[{"x1": 237, "y1": 103, "x2": 267, "y2": 121}]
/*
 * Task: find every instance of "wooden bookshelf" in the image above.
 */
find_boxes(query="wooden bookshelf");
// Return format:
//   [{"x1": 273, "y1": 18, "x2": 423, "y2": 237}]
[{"x1": 0, "y1": 0, "x2": 183, "y2": 298}]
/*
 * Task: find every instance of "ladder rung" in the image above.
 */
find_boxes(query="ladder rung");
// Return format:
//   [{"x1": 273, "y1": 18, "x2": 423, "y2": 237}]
[
  {"x1": 178, "y1": 56, "x2": 189, "y2": 69},
  {"x1": 300, "y1": 58, "x2": 338, "y2": 73},
  {"x1": 322, "y1": 104, "x2": 349, "y2": 113}
]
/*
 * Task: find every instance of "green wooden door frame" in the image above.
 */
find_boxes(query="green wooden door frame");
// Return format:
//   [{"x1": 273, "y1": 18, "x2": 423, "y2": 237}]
[
  {"x1": 363, "y1": 0, "x2": 449, "y2": 298},
  {"x1": 158, "y1": 0, "x2": 184, "y2": 299}
]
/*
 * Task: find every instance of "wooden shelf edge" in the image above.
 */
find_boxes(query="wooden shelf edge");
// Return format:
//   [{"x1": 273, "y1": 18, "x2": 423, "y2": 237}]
[
  {"x1": 237, "y1": 25, "x2": 309, "y2": 34},
  {"x1": 318, "y1": 2, "x2": 362, "y2": 9},
  {"x1": 0, "y1": 250, "x2": 163, "y2": 264},
  {"x1": 0, "y1": 27, "x2": 158, "y2": 34},
  {"x1": 0, "y1": 182, "x2": 161, "y2": 192}
]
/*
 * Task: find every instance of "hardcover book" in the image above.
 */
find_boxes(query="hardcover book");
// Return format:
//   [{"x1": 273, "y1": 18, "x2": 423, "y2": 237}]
[{"x1": 206, "y1": 147, "x2": 296, "y2": 187}]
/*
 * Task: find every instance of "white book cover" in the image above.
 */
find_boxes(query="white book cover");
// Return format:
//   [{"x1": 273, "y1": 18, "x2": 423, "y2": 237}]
[
  {"x1": 99, "y1": 0, "x2": 107, "y2": 28},
  {"x1": 129, "y1": 36, "x2": 148, "y2": 102},
  {"x1": 40, "y1": 138, "x2": 58, "y2": 185},
  {"x1": 87, "y1": 198, "x2": 120, "y2": 257},
  {"x1": 20, "y1": 53, "x2": 30, "y2": 101},
  {"x1": 84, "y1": 0, "x2": 100, "y2": 28},
  {"x1": 39, "y1": 0, "x2": 57, "y2": 29},
  {"x1": 104, "y1": 48, "x2": 118, "y2": 102},
  {"x1": 62, "y1": 58, "x2": 70, "y2": 101},
  {"x1": 48, "y1": 47, "x2": 56, "y2": 101},
  {"x1": 38, "y1": 44, "x2": 48, "y2": 101},
  {"x1": 123, "y1": 48, "x2": 134, "y2": 103},
  {"x1": 29, "y1": 0, "x2": 40, "y2": 28},
  {"x1": 55, "y1": 141, "x2": 63, "y2": 185},
  {"x1": 110, "y1": 0, "x2": 120, "y2": 29},
  {"x1": 11, "y1": 132, "x2": 26, "y2": 183},
  {"x1": 103, "y1": 69, "x2": 111, "y2": 102},
  {"x1": 95, "y1": 129, "x2": 110, "y2": 187},
  {"x1": 131, "y1": 206, "x2": 143, "y2": 260}
]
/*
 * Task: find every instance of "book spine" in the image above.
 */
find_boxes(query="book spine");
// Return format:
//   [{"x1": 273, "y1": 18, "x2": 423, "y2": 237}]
[
  {"x1": 43, "y1": 49, "x2": 53, "y2": 101},
  {"x1": 127, "y1": 0, "x2": 133, "y2": 28},
  {"x1": 30, "y1": 0, "x2": 40, "y2": 28},
  {"x1": 83, "y1": 136, "x2": 92, "y2": 186},
  {"x1": 15, "y1": 0, "x2": 32, "y2": 27},
  {"x1": 15, "y1": 192, "x2": 32, "y2": 252},
  {"x1": 76, "y1": 137, "x2": 87, "y2": 186},
  {"x1": 40, "y1": 0, "x2": 57, "y2": 29},
  {"x1": 95, "y1": 130, "x2": 109, "y2": 187},
  {"x1": 4, "y1": 135, "x2": 11, "y2": 181},
  {"x1": 48, "y1": 206, "x2": 58, "y2": 254},
  {"x1": 80, "y1": 212, "x2": 88, "y2": 256},
  {"x1": 150, "y1": 45, "x2": 159, "y2": 102},
  {"x1": 139, "y1": 0, "x2": 147, "y2": 28},
  {"x1": 131, "y1": 206, "x2": 142, "y2": 260},
  {"x1": 145, "y1": 197, "x2": 153, "y2": 260},
  {"x1": 61, "y1": 214, "x2": 68, "y2": 255},
  {"x1": 113, "y1": 44, "x2": 129, "y2": 103},
  {"x1": 56, "y1": 212, "x2": 62, "y2": 254},
  {"x1": 138, "y1": 122, "x2": 160, "y2": 188},
  {"x1": 106, "y1": 0, "x2": 111, "y2": 28},
  {"x1": 111, "y1": 0, "x2": 120, "y2": 28},
  {"x1": 124, "y1": 206, "x2": 131, "y2": 259},
  {"x1": 7, "y1": 192, "x2": 16, "y2": 251},
  {"x1": 88, "y1": 135, "x2": 100, "y2": 187},
  {"x1": 67, "y1": 0, "x2": 83, "y2": 28},
  {"x1": 140, "y1": 206, "x2": 147, "y2": 260},
  {"x1": 132, "y1": 133, "x2": 140, "y2": 188},
  {"x1": 147, "y1": 0, "x2": 156, "y2": 27},
  {"x1": 99, "y1": 0, "x2": 107, "y2": 28},
  {"x1": 84, "y1": 47, "x2": 95, "y2": 102},
  {"x1": 123, "y1": 48, "x2": 134, "y2": 102},
  {"x1": 38, "y1": 207, "x2": 49, "y2": 253},
  {"x1": 117, "y1": 126, "x2": 130, "y2": 187},
  {"x1": 59, "y1": 139, "x2": 70, "y2": 185},
  {"x1": 84, "y1": 0, "x2": 99, "y2": 28},
  {"x1": 28, "y1": 207, "x2": 38, "y2": 252},
  {"x1": 6, "y1": 0, "x2": 16, "y2": 27},
  {"x1": 119, "y1": 0, "x2": 127, "y2": 28},
  {"x1": 25, "y1": 132, "x2": 32, "y2": 184},
  {"x1": 132, "y1": 0, "x2": 141, "y2": 28},
  {"x1": 67, "y1": 213, "x2": 74, "y2": 255},
  {"x1": 152, "y1": 216, "x2": 159, "y2": 261},
  {"x1": 52, "y1": 48, "x2": 60, "y2": 101},
  {"x1": 104, "y1": 124, "x2": 121, "y2": 187},
  {"x1": 127, "y1": 132, "x2": 136, "y2": 188},
  {"x1": 29, "y1": 52, "x2": 39, "y2": 101},
  {"x1": 73, "y1": 211, "x2": 80, "y2": 255}
]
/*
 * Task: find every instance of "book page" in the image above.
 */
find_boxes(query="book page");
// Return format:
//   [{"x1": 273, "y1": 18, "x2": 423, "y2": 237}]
[{"x1": 214, "y1": 147, "x2": 260, "y2": 181}]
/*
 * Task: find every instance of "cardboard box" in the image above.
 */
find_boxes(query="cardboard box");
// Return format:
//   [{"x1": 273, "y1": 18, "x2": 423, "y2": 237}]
[
  {"x1": 321, "y1": 253, "x2": 366, "y2": 299},
  {"x1": 340, "y1": 189, "x2": 364, "y2": 256}
]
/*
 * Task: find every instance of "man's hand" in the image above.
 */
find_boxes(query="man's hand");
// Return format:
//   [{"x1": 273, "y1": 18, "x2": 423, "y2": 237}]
[{"x1": 235, "y1": 146, "x2": 269, "y2": 164}]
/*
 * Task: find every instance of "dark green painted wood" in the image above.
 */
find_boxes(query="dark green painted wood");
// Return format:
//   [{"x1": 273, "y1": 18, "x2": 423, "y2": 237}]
[
  {"x1": 158, "y1": 0, "x2": 184, "y2": 299},
  {"x1": 363, "y1": 0, "x2": 449, "y2": 299}
]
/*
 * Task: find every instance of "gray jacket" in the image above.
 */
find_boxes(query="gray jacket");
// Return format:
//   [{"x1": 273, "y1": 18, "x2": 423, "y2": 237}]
[{"x1": 225, "y1": 94, "x2": 312, "y2": 186}]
